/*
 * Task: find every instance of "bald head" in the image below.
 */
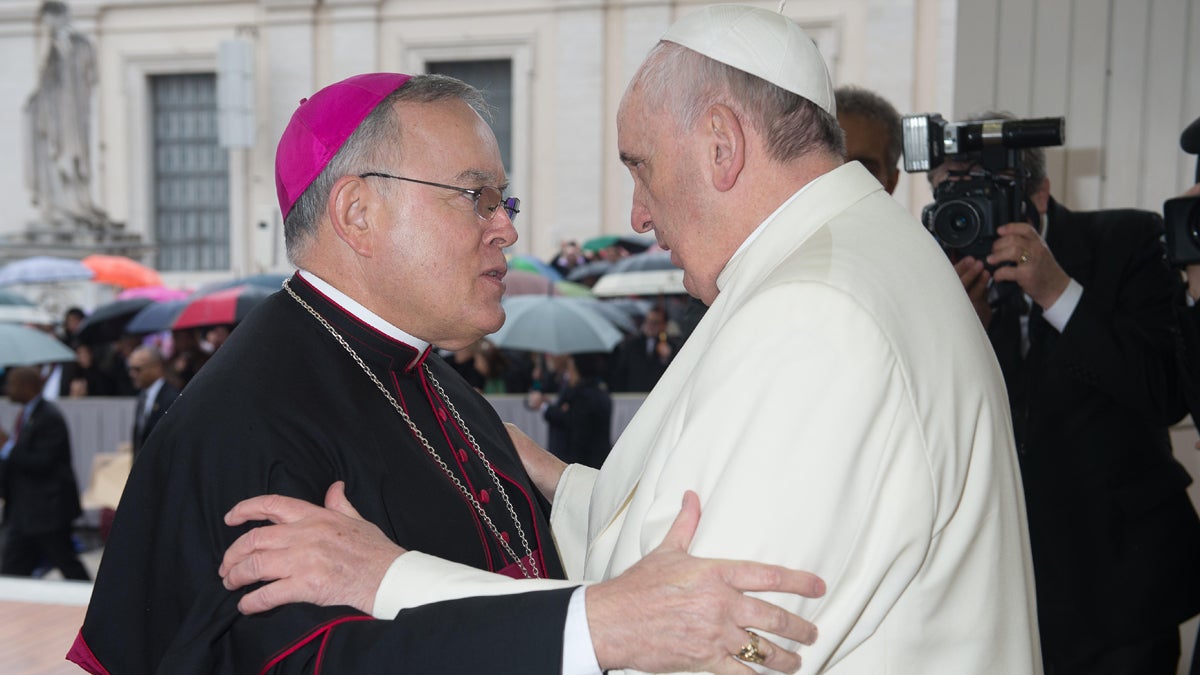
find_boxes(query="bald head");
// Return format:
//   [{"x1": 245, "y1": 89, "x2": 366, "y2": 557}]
[{"x1": 5, "y1": 367, "x2": 43, "y2": 404}]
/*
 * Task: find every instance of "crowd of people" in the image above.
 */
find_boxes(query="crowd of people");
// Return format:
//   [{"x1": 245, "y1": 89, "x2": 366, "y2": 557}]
[{"x1": 0, "y1": 3, "x2": 1194, "y2": 675}]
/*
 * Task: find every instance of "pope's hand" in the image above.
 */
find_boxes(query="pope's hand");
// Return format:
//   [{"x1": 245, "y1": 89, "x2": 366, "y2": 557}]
[{"x1": 220, "y1": 481, "x2": 401, "y2": 615}]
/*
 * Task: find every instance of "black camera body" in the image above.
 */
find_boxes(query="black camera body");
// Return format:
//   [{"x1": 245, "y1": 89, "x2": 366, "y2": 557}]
[
  {"x1": 1164, "y1": 116, "x2": 1200, "y2": 266},
  {"x1": 902, "y1": 114, "x2": 1065, "y2": 262},
  {"x1": 922, "y1": 171, "x2": 1025, "y2": 262}
]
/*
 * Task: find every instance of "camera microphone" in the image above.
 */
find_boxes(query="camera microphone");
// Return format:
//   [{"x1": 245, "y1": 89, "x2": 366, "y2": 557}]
[{"x1": 1181, "y1": 116, "x2": 1200, "y2": 155}]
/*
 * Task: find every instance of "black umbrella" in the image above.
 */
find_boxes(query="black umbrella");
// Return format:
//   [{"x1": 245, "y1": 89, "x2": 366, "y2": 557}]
[
  {"x1": 76, "y1": 298, "x2": 154, "y2": 344},
  {"x1": 566, "y1": 260, "x2": 614, "y2": 282}
]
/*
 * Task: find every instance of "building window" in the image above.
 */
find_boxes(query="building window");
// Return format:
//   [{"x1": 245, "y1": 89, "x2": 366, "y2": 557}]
[
  {"x1": 150, "y1": 73, "x2": 230, "y2": 271},
  {"x1": 427, "y1": 59, "x2": 513, "y2": 172}
]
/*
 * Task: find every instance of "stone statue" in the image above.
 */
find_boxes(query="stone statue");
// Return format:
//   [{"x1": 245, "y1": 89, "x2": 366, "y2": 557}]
[{"x1": 23, "y1": 1, "x2": 106, "y2": 230}]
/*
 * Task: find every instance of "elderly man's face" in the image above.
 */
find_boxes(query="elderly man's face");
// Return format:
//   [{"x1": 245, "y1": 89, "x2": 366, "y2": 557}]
[
  {"x1": 364, "y1": 98, "x2": 517, "y2": 350},
  {"x1": 617, "y1": 87, "x2": 722, "y2": 303}
]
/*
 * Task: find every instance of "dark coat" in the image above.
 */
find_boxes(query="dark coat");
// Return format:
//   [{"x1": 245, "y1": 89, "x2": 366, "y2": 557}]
[
  {"x1": 73, "y1": 274, "x2": 571, "y2": 674},
  {"x1": 544, "y1": 378, "x2": 613, "y2": 469},
  {"x1": 131, "y1": 380, "x2": 181, "y2": 456},
  {"x1": 0, "y1": 397, "x2": 82, "y2": 535},
  {"x1": 993, "y1": 199, "x2": 1200, "y2": 665}
]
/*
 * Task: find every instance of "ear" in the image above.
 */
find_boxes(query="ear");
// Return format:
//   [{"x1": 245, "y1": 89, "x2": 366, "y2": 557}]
[
  {"x1": 707, "y1": 104, "x2": 745, "y2": 192},
  {"x1": 327, "y1": 175, "x2": 375, "y2": 257},
  {"x1": 1029, "y1": 177, "x2": 1051, "y2": 216}
]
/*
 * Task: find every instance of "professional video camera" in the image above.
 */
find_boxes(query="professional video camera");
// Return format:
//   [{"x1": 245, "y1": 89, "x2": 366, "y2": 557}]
[
  {"x1": 1163, "y1": 116, "x2": 1200, "y2": 266},
  {"x1": 901, "y1": 113, "x2": 1065, "y2": 262}
]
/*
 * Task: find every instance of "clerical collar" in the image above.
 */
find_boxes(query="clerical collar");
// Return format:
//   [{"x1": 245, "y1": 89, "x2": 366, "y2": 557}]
[
  {"x1": 296, "y1": 269, "x2": 431, "y2": 359},
  {"x1": 717, "y1": 171, "x2": 824, "y2": 292}
]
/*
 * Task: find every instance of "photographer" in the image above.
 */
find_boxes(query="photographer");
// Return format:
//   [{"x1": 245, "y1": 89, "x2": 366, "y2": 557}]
[{"x1": 926, "y1": 112, "x2": 1200, "y2": 675}]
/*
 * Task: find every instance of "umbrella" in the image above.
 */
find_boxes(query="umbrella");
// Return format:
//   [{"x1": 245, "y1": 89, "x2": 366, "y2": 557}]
[
  {"x1": 585, "y1": 298, "x2": 638, "y2": 332},
  {"x1": 82, "y1": 254, "x2": 163, "y2": 289},
  {"x1": 117, "y1": 285, "x2": 190, "y2": 302},
  {"x1": 591, "y1": 269, "x2": 687, "y2": 297},
  {"x1": 489, "y1": 295, "x2": 624, "y2": 354},
  {"x1": 172, "y1": 284, "x2": 273, "y2": 330},
  {"x1": 582, "y1": 235, "x2": 654, "y2": 254},
  {"x1": 192, "y1": 272, "x2": 292, "y2": 296},
  {"x1": 126, "y1": 299, "x2": 188, "y2": 335},
  {"x1": 0, "y1": 324, "x2": 76, "y2": 367},
  {"x1": 608, "y1": 250, "x2": 677, "y2": 273},
  {"x1": 0, "y1": 290, "x2": 34, "y2": 306},
  {"x1": 0, "y1": 305, "x2": 56, "y2": 324},
  {"x1": 0, "y1": 256, "x2": 93, "y2": 286},
  {"x1": 565, "y1": 259, "x2": 613, "y2": 282},
  {"x1": 76, "y1": 298, "x2": 155, "y2": 344},
  {"x1": 507, "y1": 254, "x2": 563, "y2": 281},
  {"x1": 591, "y1": 251, "x2": 687, "y2": 297},
  {"x1": 503, "y1": 270, "x2": 593, "y2": 298}
]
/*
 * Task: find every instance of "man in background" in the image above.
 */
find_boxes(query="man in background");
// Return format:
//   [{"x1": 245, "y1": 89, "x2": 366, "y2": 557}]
[
  {"x1": 931, "y1": 112, "x2": 1200, "y2": 674},
  {"x1": 0, "y1": 366, "x2": 89, "y2": 580},
  {"x1": 127, "y1": 345, "x2": 179, "y2": 457},
  {"x1": 835, "y1": 85, "x2": 902, "y2": 194}
]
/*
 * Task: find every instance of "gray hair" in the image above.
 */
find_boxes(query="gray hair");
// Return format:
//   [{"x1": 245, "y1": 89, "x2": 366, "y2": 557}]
[
  {"x1": 631, "y1": 41, "x2": 845, "y2": 164},
  {"x1": 834, "y1": 85, "x2": 902, "y2": 169},
  {"x1": 284, "y1": 74, "x2": 492, "y2": 264}
]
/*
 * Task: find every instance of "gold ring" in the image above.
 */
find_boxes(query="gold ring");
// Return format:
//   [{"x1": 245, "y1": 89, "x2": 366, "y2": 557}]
[
  {"x1": 1018, "y1": 251, "x2": 1031, "y2": 265},
  {"x1": 736, "y1": 630, "x2": 766, "y2": 665}
]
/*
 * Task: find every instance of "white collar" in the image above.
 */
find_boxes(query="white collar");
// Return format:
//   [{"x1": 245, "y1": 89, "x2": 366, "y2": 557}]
[{"x1": 296, "y1": 270, "x2": 431, "y2": 355}]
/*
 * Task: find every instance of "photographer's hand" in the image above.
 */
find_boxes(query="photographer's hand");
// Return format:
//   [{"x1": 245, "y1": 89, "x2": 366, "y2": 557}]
[
  {"x1": 954, "y1": 256, "x2": 992, "y2": 328},
  {"x1": 988, "y1": 222, "x2": 1070, "y2": 310}
]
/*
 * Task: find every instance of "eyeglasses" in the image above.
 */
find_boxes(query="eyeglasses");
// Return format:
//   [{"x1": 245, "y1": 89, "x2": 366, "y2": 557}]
[{"x1": 359, "y1": 172, "x2": 520, "y2": 223}]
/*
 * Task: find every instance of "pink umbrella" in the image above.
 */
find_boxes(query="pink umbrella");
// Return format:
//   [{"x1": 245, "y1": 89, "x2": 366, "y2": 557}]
[{"x1": 118, "y1": 286, "x2": 190, "y2": 302}]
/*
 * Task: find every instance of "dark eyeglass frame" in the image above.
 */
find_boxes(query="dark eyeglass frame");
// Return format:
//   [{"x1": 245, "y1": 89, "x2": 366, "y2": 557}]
[{"x1": 359, "y1": 172, "x2": 520, "y2": 222}]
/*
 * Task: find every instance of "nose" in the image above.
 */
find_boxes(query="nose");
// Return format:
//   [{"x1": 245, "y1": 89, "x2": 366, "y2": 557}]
[
  {"x1": 630, "y1": 200, "x2": 653, "y2": 234},
  {"x1": 487, "y1": 208, "x2": 518, "y2": 248}
]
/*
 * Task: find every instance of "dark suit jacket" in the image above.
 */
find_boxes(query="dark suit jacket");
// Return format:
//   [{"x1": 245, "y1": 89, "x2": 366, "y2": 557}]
[
  {"x1": 131, "y1": 380, "x2": 181, "y2": 456},
  {"x1": 544, "y1": 378, "x2": 613, "y2": 469},
  {"x1": 609, "y1": 333, "x2": 679, "y2": 392},
  {"x1": 0, "y1": 397, "x2": 82, "y2": 535},
  {"x1": 993, "y1": 199, "x2": 1200, "y2": 663}
]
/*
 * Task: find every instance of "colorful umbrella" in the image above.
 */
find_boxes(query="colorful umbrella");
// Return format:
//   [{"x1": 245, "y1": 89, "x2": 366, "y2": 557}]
[
  {"x1": 489, "y1": 295, "x2": 624, "y2": 354},
  {"x1": 506, "y1": 254, "x2": 563, "y2": 281},
  {"x1": 117, "y1": 285, "x2": 190, "y2": 302},
  {"x1": 76, "y1": 298, "x2": 155, "y2": 344},
  {"x1": 0, "y1": 324, "x2": 76, "y2": 367},
  {"x1": 172, "y1": 284, "x2": 274, "y2": 330},
  {"x1": 82, "y1": 254, "x2": 162, "y2": 289},
  {"x1": 503, "y1": 270, "x2": 593, "y2": 298},
  {"x1": 0, "y1": 256, "x2": 93, "y2": 286}
]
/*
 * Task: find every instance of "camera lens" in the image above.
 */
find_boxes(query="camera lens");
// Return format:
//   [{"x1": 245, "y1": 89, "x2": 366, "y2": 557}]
[{"x1": 932, "y1": 200, "x2": 984, "y2": 249}]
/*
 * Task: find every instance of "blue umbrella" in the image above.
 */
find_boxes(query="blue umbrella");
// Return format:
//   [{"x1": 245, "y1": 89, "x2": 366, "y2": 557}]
[
  {"x1": 0, "y1": 256, "x2": 93, "y2": 286},
  {"x1": 125, "y1": 299, "x2": 188, "y2": 334}
]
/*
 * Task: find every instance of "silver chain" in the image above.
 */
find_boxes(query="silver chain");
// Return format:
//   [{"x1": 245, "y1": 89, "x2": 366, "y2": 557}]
[{"x1": 283, "y1": 280, "x2": 539, "y2": 579}]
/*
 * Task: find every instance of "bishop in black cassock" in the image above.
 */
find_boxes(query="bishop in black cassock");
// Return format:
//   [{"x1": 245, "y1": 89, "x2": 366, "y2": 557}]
[{"x1": 70, "y1": 272, "x2": 572, "y2": 673}]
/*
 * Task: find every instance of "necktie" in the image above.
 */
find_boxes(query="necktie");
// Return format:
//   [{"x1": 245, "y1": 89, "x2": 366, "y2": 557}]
[
  {"x1": 135, "y1": 390, "x2": 148, "y2": 437},
  {"x1": 12, "y1": 409, "x2": 22, "y2": 441}
]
